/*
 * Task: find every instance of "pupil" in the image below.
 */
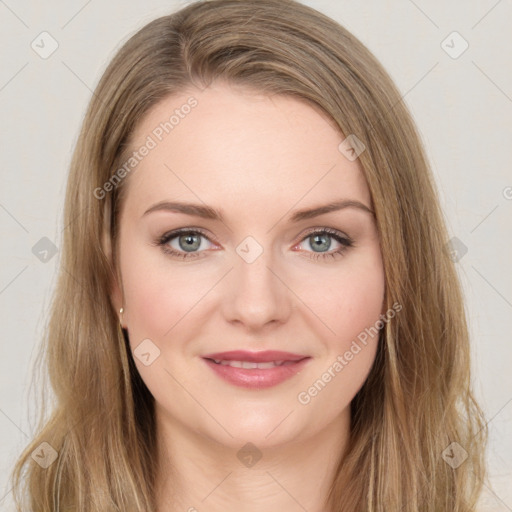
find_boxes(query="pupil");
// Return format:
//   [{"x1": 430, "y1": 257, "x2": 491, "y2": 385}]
[
  {"x1": 180, "y1": 234, "x2": 200, "y2": 252},
  {"x1": 312, "y1": 234, "x2": 330, "y2": 252}
]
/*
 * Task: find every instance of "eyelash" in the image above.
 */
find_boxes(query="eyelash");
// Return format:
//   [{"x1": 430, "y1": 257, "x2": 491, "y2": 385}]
[{"x1": 153, "y1": 227, "x2": 354, "y2": 261}]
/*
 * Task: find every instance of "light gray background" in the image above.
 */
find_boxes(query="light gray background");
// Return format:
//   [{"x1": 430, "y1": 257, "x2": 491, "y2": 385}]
[{"x1": 1, "y1": 1, "x2": 511, "y2": 510}]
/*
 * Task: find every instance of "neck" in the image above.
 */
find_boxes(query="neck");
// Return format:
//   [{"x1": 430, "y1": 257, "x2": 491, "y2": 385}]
[{"x1": 154, "y1": 408, "x2": 350, "y2": 512}]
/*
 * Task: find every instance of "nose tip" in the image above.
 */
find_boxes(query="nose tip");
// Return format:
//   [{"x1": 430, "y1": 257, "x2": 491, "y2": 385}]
[{"x1": 221, "y1": 241, "x2": 292, "y2": 330}]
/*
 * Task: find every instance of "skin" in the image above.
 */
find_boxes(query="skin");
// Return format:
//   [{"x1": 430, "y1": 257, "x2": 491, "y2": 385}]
[{"x1": 109, "y1": 81, "x2": 385, "y2": 512}]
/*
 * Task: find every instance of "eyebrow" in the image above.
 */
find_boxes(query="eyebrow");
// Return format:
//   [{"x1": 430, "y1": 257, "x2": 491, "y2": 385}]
[{"x1": 142, "y1": 199, "x2": 374, "y2": 222}]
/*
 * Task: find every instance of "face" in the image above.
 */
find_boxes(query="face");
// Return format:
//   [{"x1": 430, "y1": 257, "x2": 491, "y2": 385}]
[{"x1": 109, "y1": 81, "x2": 385, "y2": 450}]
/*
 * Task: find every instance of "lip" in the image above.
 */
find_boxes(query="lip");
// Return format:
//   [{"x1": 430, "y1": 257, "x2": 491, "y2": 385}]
[
  {"x1": 201, "y1": 350, "x2": 311, "y2": 389},
  {"x1": 202, "y1": 350, "x2": 308, "y2": 363}
]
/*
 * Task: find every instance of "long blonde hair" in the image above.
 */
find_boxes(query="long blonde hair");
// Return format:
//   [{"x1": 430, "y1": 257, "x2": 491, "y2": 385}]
[{"x1": 10, "y1": 0, "x2": 488, "y2": 510}]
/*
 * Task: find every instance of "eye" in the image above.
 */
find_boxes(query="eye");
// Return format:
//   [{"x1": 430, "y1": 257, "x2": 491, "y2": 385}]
[
  {"x1": 293, "y1": 227, "x2": 353, "y2": 261},
  {"x1": 153, "y1": 227, "x2": 353, "y2": 261},
  {"x1": 154, "y1": 228, "x2": 215, "y2": 260}
]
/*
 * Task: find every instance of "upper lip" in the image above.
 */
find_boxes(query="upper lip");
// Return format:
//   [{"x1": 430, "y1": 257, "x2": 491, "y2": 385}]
[{"x1": 202, "y1": 350, "x2": 309, "y2": 363}]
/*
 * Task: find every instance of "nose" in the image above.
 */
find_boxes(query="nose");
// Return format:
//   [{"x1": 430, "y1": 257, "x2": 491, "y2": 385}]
[{"x1": 220, "y1": 241, "x2": 293, "y2": 331}]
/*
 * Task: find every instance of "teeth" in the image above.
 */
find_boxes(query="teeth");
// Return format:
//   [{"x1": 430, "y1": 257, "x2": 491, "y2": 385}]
[{"x1": 211, "y1": 359, "x2": 287, "y2": 369}]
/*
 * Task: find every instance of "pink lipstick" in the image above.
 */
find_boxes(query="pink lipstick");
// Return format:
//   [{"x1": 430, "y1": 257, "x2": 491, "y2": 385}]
[{"x1": 201, "y1": 350, "x2": 311, "y2": 389}]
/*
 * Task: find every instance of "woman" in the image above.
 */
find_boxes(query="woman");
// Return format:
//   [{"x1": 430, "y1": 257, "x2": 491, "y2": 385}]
[{"x1": 10, "y1": 0, "x2": 488, "y2": 510}]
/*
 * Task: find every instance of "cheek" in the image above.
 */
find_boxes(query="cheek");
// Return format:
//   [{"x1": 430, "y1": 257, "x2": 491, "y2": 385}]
[
  {"x1": 120, "y1": 241, "x2": 208, "y2": 340},
  {"x1": 304, "y1": 249, "x2": 385, "y2": 351},
  {"x1": 295, "y1": 258, "x2": 384, "y2": 414}
]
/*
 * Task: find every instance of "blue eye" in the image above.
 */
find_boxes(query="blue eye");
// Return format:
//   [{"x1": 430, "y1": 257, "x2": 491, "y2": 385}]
[
  {"x1": 154, "y1": 227, "x2": 353, "y2": 261},
  {"x1": 155, "y1": 229, "x2": 213, "y2": 259},
  {"x1": 296, "y1": 228, "x2": 353, "y2": 261}
]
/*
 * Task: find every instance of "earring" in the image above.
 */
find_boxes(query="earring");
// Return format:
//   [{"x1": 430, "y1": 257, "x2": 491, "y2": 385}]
[{"x1": 119, "y1": 307, "x2": 125, "y2": 329}]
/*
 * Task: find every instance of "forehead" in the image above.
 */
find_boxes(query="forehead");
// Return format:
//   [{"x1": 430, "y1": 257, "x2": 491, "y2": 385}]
[{"x1": 121, "y1": 82, "x2": 371, "y2": 216}]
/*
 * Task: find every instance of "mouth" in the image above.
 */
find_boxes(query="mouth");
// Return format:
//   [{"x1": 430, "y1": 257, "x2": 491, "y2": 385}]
[{"x1": 201, "y1": 350, "x2": 311, "y2": 389}]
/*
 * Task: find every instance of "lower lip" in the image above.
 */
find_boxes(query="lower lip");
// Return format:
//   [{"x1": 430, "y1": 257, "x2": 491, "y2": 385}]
[{"x1": 202, "y1": 358, "x2": 311, "y2": 389}]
